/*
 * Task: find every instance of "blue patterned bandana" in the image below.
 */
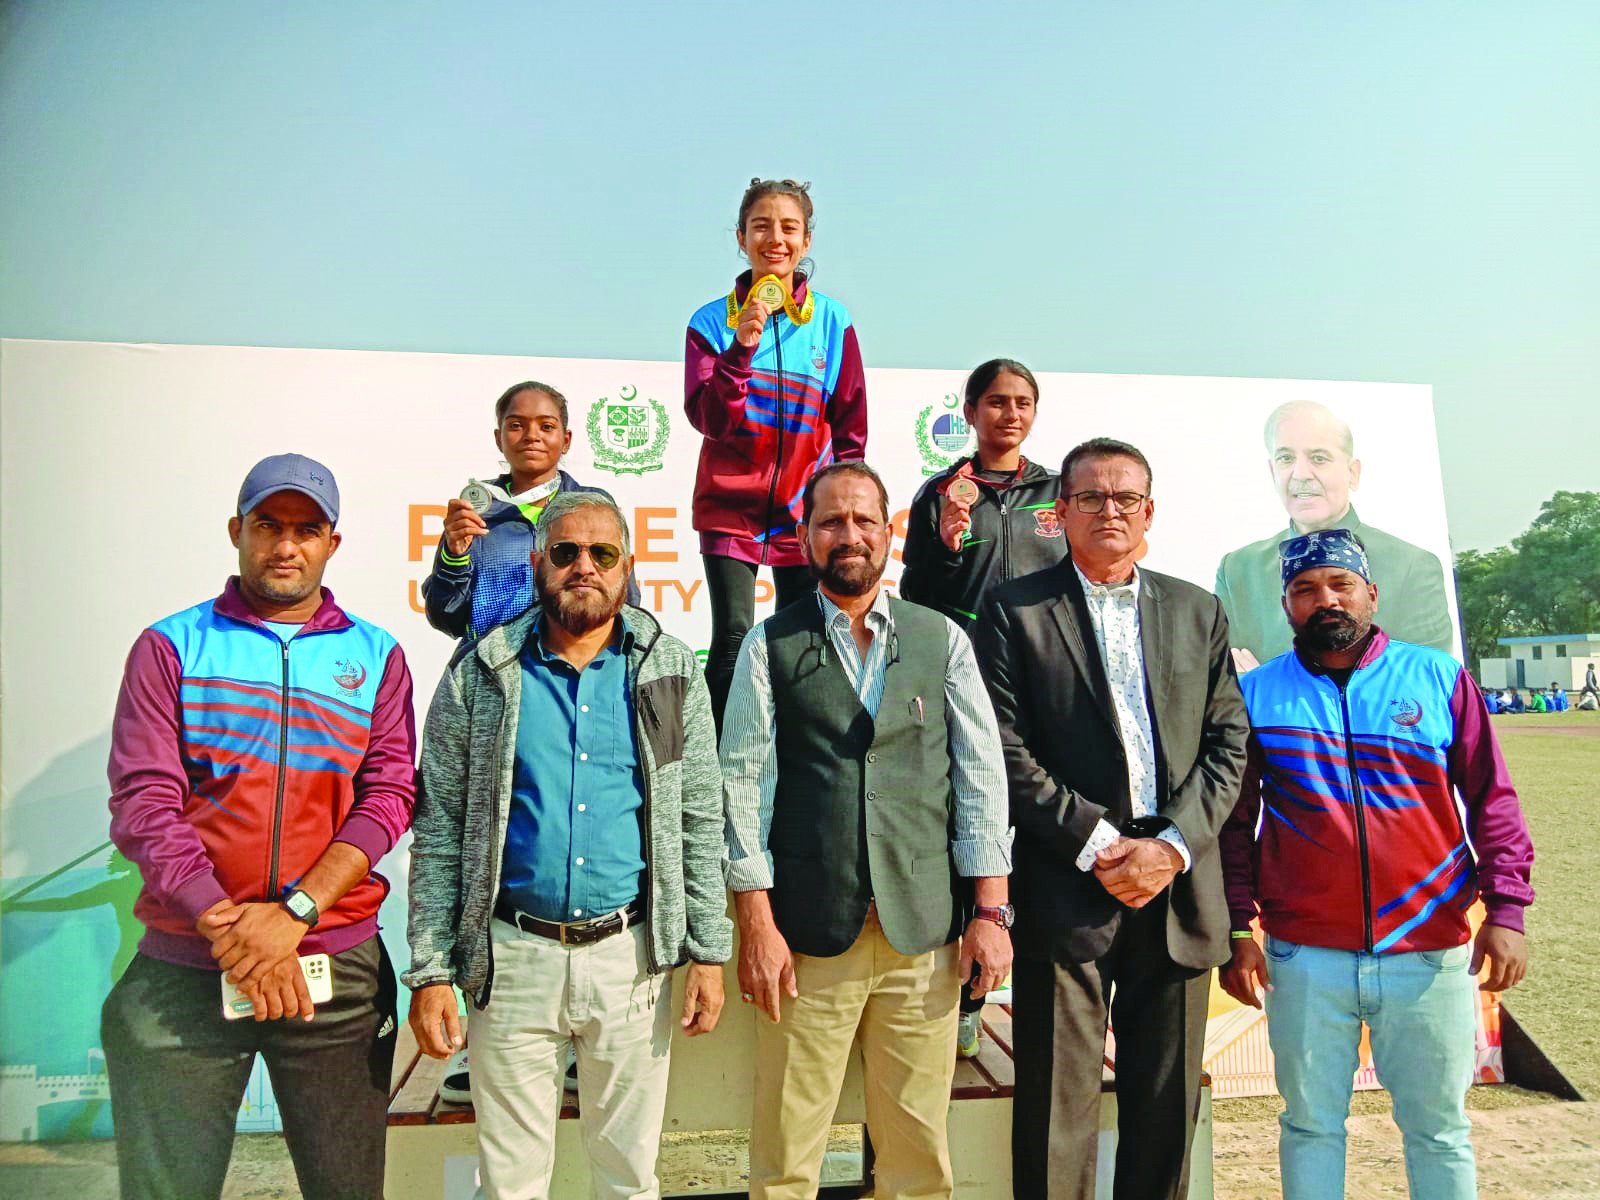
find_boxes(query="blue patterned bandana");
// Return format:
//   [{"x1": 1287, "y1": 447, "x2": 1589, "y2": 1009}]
[{"x1": 1279, "y1": 528, "x2": 1371, "y2": 590}]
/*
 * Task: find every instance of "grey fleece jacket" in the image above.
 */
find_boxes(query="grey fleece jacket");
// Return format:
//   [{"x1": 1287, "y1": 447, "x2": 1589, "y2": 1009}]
[{"x1": 404, "y1": 604, "x2": 733, "y2": 1006}]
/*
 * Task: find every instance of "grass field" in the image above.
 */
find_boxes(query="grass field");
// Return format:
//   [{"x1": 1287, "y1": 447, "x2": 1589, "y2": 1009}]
[{"x1": 1484, "y1": 712, "x2": 1600, "y2": 1099}]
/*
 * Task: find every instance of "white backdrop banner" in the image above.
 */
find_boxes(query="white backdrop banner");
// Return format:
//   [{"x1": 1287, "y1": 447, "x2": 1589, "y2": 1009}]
[{"x1": 0, "y1": 338, "x2": 1459, "y2": 1137}]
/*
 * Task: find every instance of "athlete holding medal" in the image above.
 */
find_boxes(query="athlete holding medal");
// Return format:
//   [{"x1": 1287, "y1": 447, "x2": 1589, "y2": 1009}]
[
  {"x1": 422, "y1": 381, "x2": 634, "y2": 642},
  {"x1": 685, "y1": 178, "x2": 868, "y2": 728},
  {"x1": 900, "y1": 359, "x2": 1066, "y2": 1060}
]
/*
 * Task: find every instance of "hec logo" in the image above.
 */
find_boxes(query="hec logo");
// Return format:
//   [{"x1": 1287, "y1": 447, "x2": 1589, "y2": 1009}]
[
  {"x1": 914, "y1": 392, "x2": 975, "y2": 476},
  {"x1": 1388, "y1": 697, "x2": 1425, "y2": 727},
  {"x1": 332, "y1": 659, "x2": 368, "y2": 697},
  {"x1": 587, "y1": 384, "x2": 670, "y2": 475}
]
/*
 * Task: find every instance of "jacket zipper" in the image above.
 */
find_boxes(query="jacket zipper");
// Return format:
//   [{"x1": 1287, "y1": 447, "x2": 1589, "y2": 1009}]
[
  {"x1": 480, "y1": 651, "x2": 515, "y2": 1007},
  {"x1": 1334, "y1": 677, "x2": 1376, "y2": 951},
  {"x1": 631, "y1": 631, "x2": 661, "y2": 973},
  {"x1": 268, "y1": 638, "x2": 291, "y2": 897},
  {"x1": 998, "y1": 497, "x2": 1011, "y2": 580},
  {"x1": 759, "y1": 316, "x2": 786, "y2": 568}
]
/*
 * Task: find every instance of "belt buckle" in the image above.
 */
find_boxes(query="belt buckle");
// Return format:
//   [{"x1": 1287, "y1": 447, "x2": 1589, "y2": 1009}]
[{"x1": 559, "y1": 920, "x2": 572, "y2": 947}]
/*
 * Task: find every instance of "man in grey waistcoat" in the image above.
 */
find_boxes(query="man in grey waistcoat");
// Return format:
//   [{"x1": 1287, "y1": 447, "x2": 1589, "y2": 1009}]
[{"x1": 721, "y1": 461, "x2": 1014, "y2": 1200}]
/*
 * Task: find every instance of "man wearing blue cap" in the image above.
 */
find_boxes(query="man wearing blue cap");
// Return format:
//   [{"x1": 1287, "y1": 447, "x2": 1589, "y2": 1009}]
[
  {"x1": 1219, "y1": 528, "x2": 1535, "y2": 1200},
  {"x1": 101, "y1": 454, "x2": 417, "y2": 1199}
]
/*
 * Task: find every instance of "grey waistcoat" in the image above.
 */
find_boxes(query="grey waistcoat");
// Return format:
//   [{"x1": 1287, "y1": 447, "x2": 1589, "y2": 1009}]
[{"x1": 765, "y1": 596, "x2": 961, "y2": 958}]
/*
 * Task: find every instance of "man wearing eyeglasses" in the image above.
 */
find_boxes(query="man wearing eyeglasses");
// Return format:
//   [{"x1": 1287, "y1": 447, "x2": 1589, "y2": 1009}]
[
  {"x1": 405, "y1": 491, "x2": 732, "y2": 1200},
  {"x1": 973, "y1": 438, "x2": 1250, "y2": 1200}
]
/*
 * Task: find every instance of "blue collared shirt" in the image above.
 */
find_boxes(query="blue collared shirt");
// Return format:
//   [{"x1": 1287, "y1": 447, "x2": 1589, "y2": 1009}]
[{"x1": 500, "y1": 615, "x2": 645, "y2": 922}]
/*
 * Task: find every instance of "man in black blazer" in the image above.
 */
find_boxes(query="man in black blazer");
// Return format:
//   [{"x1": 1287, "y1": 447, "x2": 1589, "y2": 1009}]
[{"x1": 974, "y1": 438, "x2": 1249, "y2": 1200}]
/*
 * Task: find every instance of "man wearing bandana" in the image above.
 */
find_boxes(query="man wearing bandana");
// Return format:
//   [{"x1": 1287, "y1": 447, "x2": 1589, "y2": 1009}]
[{"x1": 1219, "y1": 528, "x2": 1536, "y2": 1200}]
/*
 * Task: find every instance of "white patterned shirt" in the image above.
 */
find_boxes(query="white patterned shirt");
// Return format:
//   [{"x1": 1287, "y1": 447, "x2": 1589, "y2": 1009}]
[
  {"x1": 720, "y1": 588, "x2": 1014, "y2": 891},
  {"x1": 1070, "y1": 562, "x2": 1191, "y2": 873}
]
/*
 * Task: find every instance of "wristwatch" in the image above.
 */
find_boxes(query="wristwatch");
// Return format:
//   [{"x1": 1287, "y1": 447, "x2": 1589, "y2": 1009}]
[
  {"x1": 282, "y1": 888, "x2": 320, "y2": 929},
  {"x1": 973, "y1": 904, "x2": 1015, "y2": 930}
]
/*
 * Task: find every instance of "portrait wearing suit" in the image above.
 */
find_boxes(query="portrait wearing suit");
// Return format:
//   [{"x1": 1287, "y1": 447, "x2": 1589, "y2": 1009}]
[
  {"x1": 974, "y1": 439, "x2": 1250, "y2": 1200},
  {"x1": 1214, "y1": 399, "x2": 1454, "y2": 668}
]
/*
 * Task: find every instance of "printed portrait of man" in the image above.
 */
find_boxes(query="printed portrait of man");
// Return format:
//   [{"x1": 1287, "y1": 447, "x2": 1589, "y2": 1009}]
[{"x1": 1213, "y1": 399, "x2": 1454, "y2": 669}]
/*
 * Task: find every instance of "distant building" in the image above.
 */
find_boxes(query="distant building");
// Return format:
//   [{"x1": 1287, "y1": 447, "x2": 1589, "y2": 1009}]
[{"x1": 1478, "y1": 633, "x2": 1600, "y2": 690}]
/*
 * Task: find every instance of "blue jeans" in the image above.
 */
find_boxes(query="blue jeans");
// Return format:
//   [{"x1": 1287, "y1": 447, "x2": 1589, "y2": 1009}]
[{"x1": 1263, "y1": 935, "x2": 1478, "y2": 1200}]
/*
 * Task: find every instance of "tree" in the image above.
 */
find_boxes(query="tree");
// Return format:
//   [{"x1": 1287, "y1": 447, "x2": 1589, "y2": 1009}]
[{"x1": 1453, "y1": 491, "x2": 1600, "y2": 671}]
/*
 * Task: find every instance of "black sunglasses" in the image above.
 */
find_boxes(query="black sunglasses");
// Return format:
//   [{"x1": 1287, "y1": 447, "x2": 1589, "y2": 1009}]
[{"x1": 547, "y1": 541, "x2": 623, "y2": 570}]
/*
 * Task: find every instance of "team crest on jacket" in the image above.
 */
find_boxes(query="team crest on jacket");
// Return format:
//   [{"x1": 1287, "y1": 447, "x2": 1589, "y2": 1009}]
[
  {"x1": 333, "y1": 659, "x2": 368, "y2": 696},
  {"x1": 1389, "y1": 697, "x2": 1424, "y2": 727},
  {"x1": 1033, "y1": 509, "x2": 1063, "y2": 538},
  {"x1": 811, "y1": 343, "x2": 828, "y2": 371}
]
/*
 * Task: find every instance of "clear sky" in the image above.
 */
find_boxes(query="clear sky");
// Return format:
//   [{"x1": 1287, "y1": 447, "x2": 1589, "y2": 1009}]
[{"x1": 2, "y1": 1, "x2": 1594, "y2": 550}]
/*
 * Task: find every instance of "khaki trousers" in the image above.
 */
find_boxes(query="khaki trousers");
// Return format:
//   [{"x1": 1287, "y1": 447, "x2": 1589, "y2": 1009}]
[{"x1": 750, "y1": 911, "x2": 960, "y2": 1200}]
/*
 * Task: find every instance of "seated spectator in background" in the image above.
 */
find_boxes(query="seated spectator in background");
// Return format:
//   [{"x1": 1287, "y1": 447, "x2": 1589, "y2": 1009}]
[
  {"x1": 1578, "y1": 690, "x2": 1600, "y2": 711},
  {"x1": 1547, "y1": 683, "x2": 1569, "y2": 712},
  {"x1": 1214, "y1": 400, "x2": 1454, "y2": 671},
  {"x1": 1503, "y1": 688, "x2": 1526, "y2": 713},
  {"x1": 1484, "y1": 689, "x2": 1501, "y2": 714},
  {"x1": 1528, "y1": 690, "x2": 1548, "y2": 713}
]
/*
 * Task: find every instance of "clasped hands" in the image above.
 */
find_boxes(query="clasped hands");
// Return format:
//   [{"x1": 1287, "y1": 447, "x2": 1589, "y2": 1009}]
[
  {"x1": 197, "y1": 898, "x2": 313, "y2": 1022},
  {"x1": 1093, "y1": 836, "x2": 1183, "y2": 908}
]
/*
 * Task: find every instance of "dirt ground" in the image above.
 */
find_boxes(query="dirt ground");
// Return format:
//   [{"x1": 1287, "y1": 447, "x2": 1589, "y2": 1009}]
[{"x1": 4, "y1": 717, "x2": 1593, "y2": 1198}]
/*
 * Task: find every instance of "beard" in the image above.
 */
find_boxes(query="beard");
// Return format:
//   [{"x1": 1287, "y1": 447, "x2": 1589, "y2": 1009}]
[
  {"x1": 538, "y1": 565, "x2": 626, "y2": 635},
  {"x1": 809, "y1": 542, "x2": 886, "y2": 596},
  {"x1": 1294, "y1": 607, "x2": 1370, "y2": 653},
  {"x1": 244, "y1": 563, "x2": 318, "y2": 607}
]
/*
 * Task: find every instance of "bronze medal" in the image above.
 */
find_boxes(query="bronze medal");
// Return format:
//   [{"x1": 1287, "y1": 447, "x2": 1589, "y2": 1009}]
[{"x1": 946, "y1": 476, "x2": 980, "y2": 507}]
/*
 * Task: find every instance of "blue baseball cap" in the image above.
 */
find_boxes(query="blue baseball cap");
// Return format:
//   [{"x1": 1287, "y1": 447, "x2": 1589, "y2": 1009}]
[
  {"x1": 237, "y1": 454, "x2": 340, "y2": 525},
  {"x1": 1279, "y1": 528, "x2": 1371, "y2": 590}
]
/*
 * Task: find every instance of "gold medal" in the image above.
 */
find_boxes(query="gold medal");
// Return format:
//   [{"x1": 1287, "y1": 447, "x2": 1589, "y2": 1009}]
[
  {"x1": 725, "y1": 277, "x2": 816, "y2": 328},
  {"x1": 752, "y1": 274, "x2": 788, "y2": 311},
  {"x1": 946, "y1": 476, "x2": 980, "y2": 507}
]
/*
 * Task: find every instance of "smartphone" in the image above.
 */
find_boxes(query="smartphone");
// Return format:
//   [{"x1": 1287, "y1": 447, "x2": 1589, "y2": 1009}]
[{"x1": 221, "y1": 952, "x2": 333, "y2": 1019}]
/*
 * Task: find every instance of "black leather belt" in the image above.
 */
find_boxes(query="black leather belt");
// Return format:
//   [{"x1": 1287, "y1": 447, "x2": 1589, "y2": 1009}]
[{"x1": 493, "y1": 897, "x2": 643, "y2": 946}]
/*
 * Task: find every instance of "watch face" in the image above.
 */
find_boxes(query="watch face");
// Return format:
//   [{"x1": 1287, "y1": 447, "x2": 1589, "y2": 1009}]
[{"x1": 286, "y1": 891, "x2": 317, "y2": 924}]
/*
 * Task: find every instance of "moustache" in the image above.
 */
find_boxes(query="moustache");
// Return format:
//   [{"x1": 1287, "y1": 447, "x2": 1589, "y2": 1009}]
[
  {"x1": 1286, "y1": 482, "x2": 1325, "y2": 498},
  {"x1": 1307, "y1": 608, "x2": 1355, "y2": 626},
  {"x1": 828, "y1": 543, "x2": 872, "y2": 564}
]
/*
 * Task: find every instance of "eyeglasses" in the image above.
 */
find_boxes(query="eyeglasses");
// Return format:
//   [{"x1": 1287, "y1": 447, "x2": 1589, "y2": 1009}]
[
  {"x1": 1066, "y1": 490, "x2": 1147, "y2": 515},
  {"x1": 546, "y1": 541, "x2": 623, "y2": 570}
]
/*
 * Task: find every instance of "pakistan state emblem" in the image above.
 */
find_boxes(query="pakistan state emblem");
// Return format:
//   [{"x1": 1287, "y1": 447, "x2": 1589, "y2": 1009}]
[
  {"x1": 913, "y1": 393, "x2": 975, "y2": 476},
  {"x1": 587, "y1": 384, "x2": 670, "y2": 475}
]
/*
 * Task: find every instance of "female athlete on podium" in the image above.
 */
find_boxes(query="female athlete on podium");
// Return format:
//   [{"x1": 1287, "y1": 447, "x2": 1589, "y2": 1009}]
[
  {"x1": 422, "y1": 380, "x2": 634, "y2": 642},
  {"x1": 684, "y1": 178, "x2": 868, "y2": 728}
]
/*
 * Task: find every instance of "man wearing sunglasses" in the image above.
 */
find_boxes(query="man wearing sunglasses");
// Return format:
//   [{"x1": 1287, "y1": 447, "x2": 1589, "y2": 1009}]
[
  {"x1": 973, "y1": 438, "x2": 1250, "y2": 1200},
  {"x1": 1218, "y1": 528, "x2": 1533, "y2": 1199},
  {"x1": 405, "y1": 491, "x2": 732, "y2": 1200}
]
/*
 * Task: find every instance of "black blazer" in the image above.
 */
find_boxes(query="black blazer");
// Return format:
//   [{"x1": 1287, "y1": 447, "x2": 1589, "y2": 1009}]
[{"x1": 973, "y1": 560, "x2": 1249, "y2": 970}]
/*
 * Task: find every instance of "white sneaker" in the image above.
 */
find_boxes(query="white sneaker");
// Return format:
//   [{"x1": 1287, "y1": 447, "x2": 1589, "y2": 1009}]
[
  {"x1": 956, "y1": 1010, "x2": 983, "y2": 1059},
  {"x1": 439, "y1": 1048, "x2": 471, "y2": 1104}
]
